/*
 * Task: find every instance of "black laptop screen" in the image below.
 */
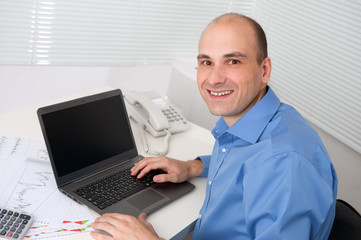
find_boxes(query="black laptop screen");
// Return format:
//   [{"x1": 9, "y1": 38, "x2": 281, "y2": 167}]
[{"x1": 41, "y1": 94, "x2": 135, "y2": 179}]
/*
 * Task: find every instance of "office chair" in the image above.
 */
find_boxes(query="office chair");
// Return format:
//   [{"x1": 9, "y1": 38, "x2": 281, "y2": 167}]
[{"x1": 328, "y1": 199, "x2": 361, "y2": 240}]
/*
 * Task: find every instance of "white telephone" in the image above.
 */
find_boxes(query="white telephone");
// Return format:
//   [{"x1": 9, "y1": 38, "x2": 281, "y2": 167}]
[{"x1": 124, "y1": 91, "x2": 189, "y2": 155}]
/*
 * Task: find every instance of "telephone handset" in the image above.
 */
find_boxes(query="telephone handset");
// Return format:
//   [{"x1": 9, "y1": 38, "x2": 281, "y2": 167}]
[{"x1": 124, "y1": 91, "x2": 189, "y2": 155}]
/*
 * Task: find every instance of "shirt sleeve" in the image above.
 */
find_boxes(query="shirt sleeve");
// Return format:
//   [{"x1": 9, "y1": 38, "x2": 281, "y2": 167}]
[
  {"x1": 196, "y1": 155, "x2": 211, "y2": 177},
  {"x1": 243, "y1": 151, "x2": 337, "y2": 240}
]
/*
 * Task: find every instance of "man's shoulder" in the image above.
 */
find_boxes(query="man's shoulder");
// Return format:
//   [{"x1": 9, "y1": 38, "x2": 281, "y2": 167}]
[
  {"x1": 253, "y1": 102, "x2": 329, "y2": 165},
  {"x1": 265, "y1": 102, "x2": 320, "y2": 145}
]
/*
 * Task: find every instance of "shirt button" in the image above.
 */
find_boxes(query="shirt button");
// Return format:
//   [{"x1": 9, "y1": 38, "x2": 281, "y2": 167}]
[
  {"x1": 208, "y1": 180, "x2": 212, "y2": 185},
  {"x1": 222, "y1": 148, "x2": 226, "y2": 152},
  {"x1": 198, "y1": 214, "x2": 202, "y2": 219}
]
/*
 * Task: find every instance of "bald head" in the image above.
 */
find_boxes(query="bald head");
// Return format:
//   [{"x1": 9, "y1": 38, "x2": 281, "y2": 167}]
[{"x1": 201, "y1": 13, "x2": 268, "y2": 65}]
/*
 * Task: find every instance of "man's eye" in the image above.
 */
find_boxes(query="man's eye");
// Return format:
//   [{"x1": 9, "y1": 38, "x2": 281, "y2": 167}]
[
  {"x1": 202, "y1": 60, "x2": 211, "y2": 65},
  {"x1": 228, "y1": 59, "x2": 240, "y2": 65}
]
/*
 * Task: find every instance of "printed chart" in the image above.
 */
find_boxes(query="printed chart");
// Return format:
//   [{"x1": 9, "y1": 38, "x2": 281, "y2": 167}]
[
  {"x1": 0, "y1": 135, "x2": 95, "y2": 239},
  {"x1": 25, "y1": 220, "x2": 92, "y2": 239}
]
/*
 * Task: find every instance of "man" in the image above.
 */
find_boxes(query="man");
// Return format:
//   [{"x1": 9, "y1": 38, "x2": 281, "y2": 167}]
[{"x1": 91, "y1": 13, "x2": 337, "y2": 240}]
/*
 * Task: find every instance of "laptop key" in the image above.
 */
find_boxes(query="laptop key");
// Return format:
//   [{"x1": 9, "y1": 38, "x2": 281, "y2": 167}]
[
  {"x1": 98, "y1": 204, "x2": 107, "y2": 210},
  {"x1": 83, "y1": 193, "x2": 93, "y2": 199},
  {"x1": 87, "y1": 196, "x2": 99, "y2": 202},
  {"x1": 93, "y1": 198, "x2": 106, "y2": 206}
]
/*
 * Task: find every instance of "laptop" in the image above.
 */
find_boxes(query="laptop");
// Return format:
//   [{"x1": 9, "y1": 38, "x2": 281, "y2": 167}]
[{"x1": 37, "y1": 89, "x2": 195, "y2": 216}]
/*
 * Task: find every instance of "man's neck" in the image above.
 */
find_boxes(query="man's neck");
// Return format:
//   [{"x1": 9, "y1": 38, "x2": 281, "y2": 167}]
[{"x1": 223, "y1": 87, "x2": 268, "y2": 127}]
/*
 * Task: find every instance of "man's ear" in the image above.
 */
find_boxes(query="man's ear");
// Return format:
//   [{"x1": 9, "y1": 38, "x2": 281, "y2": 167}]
[{"x1": 262, "y1": 57, "x2": 272, "y2": 84}]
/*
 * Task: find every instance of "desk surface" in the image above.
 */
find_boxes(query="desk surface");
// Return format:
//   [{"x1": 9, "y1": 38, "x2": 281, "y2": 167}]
[{"x1": 0, "y1": 86, "x2": 214, "y2": 240}]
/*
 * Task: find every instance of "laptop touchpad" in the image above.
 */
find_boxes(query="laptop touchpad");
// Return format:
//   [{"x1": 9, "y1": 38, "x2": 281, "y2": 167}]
[{"x1": 126, "y1": 189, "x2": 165, "y2": 211}]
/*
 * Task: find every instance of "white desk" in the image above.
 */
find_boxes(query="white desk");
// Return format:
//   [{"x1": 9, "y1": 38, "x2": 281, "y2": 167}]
[{"x1": 0, "y1": 86, "x2": 214, "y2": 240}]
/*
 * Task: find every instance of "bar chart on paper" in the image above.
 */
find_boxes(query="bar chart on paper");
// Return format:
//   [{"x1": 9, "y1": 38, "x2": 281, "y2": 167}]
[
  {"x1": 25, "y1": 220, "x2": 92, "y2": 239},
  {"x1": 0, "y1": 136, "x2": 95, "y2": 239}
]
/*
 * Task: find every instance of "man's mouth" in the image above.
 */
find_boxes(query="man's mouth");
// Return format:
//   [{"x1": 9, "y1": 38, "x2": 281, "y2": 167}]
[{"x1": 209, "y1": 90, "x2": 233, "y2": 96}]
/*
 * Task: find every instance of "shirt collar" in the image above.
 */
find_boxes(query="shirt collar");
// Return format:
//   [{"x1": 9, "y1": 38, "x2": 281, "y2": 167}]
[{"x1": 212, "y1": 86, "x2": 280, "y2": 144}]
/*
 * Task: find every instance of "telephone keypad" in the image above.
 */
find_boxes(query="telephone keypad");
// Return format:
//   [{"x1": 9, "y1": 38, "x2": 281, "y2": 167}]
[
  {"x1": 163, "y1": 107, "x2": 182, "y2": 123},
  {"x1": 162, "y1": 106, "x2": 187, "y2": 126}
]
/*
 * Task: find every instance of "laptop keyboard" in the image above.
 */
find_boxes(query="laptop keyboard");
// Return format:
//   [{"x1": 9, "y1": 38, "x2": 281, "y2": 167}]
[{"x1": 74, "y1": 166, "x2": 164, "y2": 210}]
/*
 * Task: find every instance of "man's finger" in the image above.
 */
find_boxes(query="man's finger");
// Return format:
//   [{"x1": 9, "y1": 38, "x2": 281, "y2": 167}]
[
  {"x1": 136, "y1": 163, "x2": 162, "y2": 179},
  {"x1": 91, "y1": 221, "x2": 116, "y2": 239},
  {"x1": 134, "y1": 160, "x2": 168, "y2": 179},
  {"x1": 153, "y1": 173, "x2": 171, "y2": 183},
  {"x1": 138, "y1": 212, "x2": 147, "y2": 222},
  {"x1": 131, "y1": 157, "x2": 159, "y2": 176}
]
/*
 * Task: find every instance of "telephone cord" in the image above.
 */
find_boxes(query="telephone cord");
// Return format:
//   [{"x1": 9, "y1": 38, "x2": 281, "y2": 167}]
[{"x1": 137, "y1": 123, "x2": 171, "y2": 156}]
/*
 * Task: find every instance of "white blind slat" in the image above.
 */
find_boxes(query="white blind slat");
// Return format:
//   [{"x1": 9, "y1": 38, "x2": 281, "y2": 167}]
[{"x1": 0, "y1": 0, "x2": 253, "y2": 65}]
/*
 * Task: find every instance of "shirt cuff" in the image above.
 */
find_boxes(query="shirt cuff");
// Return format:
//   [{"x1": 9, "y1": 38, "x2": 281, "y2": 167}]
[{"x1": 196, "y1": 155, "x2": 211, "y2": 177}]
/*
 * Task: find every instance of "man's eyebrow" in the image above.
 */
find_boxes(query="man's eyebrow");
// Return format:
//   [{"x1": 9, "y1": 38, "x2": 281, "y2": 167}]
[
  {"x1": 223, "y1": 52, "x2": 247, "y2": 58},
  {"x1": 197, "y1": 54, "x2": 211, "y2": 60}
]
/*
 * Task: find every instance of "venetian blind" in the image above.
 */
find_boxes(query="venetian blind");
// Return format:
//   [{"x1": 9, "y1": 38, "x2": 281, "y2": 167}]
[
  {"x1": 0, "y1": 0, "x2": 254, "y2": 66},
  {"x1": 251, "y1": 0, "x2": 361, "y2": 154}
]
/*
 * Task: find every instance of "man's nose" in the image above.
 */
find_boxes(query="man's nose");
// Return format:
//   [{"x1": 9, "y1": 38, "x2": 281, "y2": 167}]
[{"x1": 207, "y1": 65, "x2": 226, "y2": 85}]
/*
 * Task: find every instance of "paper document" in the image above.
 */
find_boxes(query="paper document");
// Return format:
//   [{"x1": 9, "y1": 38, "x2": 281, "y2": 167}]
[{"x1": 0, "y1": 135, "x2": 95, "y2": 239}]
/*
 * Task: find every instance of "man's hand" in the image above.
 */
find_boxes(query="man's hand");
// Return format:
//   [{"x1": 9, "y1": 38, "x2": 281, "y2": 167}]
[
  {"x1": 131, "y1": 156, "x2": 204, "y2": 183},
  {"x1": 90, "y1": 213, "x2": 161, "y2": 240}
]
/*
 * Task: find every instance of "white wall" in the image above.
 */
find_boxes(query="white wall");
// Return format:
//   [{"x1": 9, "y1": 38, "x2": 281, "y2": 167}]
[{"x1": 0, "y1": 65, "x2": 172, "y2": 114}]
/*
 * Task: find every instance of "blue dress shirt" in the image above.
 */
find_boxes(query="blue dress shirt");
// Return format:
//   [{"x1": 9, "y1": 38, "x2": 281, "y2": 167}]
[{"x1": 192, "y1": 87, "x2": 338, "y2": 240}]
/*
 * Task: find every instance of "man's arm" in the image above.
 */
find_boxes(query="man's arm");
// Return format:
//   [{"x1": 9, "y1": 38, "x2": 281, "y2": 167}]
[{"x1": 131, "y1": 156, "x2": 204, "y2": 183}]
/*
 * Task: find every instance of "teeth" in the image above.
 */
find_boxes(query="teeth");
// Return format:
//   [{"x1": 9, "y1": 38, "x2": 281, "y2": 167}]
[{"x1": 210, "y1": 90, "x2": 232, "y2": 96}]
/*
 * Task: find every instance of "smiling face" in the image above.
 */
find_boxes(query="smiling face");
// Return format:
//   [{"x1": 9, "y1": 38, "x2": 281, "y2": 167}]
[{"x1": 197, "y1": 15, "x2": 271, "y2": 127}]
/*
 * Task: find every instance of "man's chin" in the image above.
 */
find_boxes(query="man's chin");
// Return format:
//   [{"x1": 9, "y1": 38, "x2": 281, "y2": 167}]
[{"x1": 208, "y1": 108, "x2": 228, "y2": 117}]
